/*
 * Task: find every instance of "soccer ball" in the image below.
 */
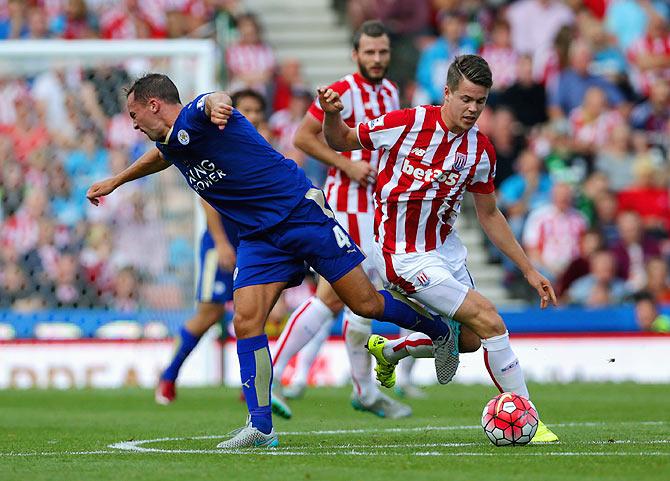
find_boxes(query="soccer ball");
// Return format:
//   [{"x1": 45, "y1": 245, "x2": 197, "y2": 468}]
[{"x1": 481, "y1": 392, "x2": 539, "y2": 446}]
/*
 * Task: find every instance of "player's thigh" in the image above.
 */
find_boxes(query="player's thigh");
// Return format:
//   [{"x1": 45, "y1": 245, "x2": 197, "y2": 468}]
[
  {"x1": 315, "y1": 277, "x2": 343, "y2": 313},
  {"x1": 330, "y1": 264, "x2": 384, "y2": 319},
  {"x1": 452, "y1": 289, "x2": 506, "y2": 339}
]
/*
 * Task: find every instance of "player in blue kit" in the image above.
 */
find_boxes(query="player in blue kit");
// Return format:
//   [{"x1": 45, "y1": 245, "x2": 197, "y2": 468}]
[
  {"x1": 87, "y1": 74, "x2": 458, "y2": 449},
  {"x1": 155, "y1": 90, "x2": 268, "y2": 406}
]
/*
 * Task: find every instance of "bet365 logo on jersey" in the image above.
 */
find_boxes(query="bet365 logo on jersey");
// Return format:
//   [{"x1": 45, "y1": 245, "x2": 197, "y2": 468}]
[
  {"x1": 401, "y1": 158, "x2": 461, "y2": 185},
  {"x1": 186, "y1": 159, "x2": 227, "y2": 192}
]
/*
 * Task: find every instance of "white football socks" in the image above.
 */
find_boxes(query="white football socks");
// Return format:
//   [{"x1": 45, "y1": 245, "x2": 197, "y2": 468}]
[
  {"x1": 343, "y1": 309, "x2": 377, "y2": 405},
  {"x1": 382, "y1": 331, "x2": 434, "y2": 363},
  {"x1": 481, "y1": 330, "x2": 530, "y2": 399},
  {"x1": 290, "y1": 316, "x2": 332, "y2": 386},
  {"x1": 272, "y1": 296, "x2": 334, "y2": 385}
]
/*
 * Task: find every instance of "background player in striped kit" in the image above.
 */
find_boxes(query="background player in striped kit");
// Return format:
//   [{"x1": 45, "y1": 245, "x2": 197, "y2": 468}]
[
  {"x1": 319, "y1": 54, "x2": 560, "y2": 443},
  {"x1": 155, "y1": 89, "x2": 267, "y2": 405},
  {"x1": 270, "y1": 20, "x2": 411, "y2": 419}
]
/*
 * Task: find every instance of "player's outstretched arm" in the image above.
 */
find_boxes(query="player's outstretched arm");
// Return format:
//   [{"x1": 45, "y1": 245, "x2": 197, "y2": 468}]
[
  {"x1": 319, "y1": 87, "x2": 363, "y2": 152},
  {"x1": 205, "y1": 92, "x2": 233, "y2": 130},
  {"x1": 472, "y1": 192, "x2": 558, "y2": 309},
  {"x1": 294, "y1": 115, "x2": 375, "y2": 187},
  {"x1": 86, "y1": 147, "x2": 170, "y2": 205}
]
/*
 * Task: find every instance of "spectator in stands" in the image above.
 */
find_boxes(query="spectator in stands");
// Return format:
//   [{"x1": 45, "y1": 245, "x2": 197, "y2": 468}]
[
  {"x1": 62, "y1": 128, "x2": 109, "y2": 201},
  {"x1": 594, "y1": 124, "x2": 636, "y2": 191},
  {"x1": 642, "y1": 256, "x2": 670, "y2": 303},
  {"x1": 548, "y1": 40, "x2": 625, "y2": 119},
  {"x1": 106, "y1": 265, "x2": 141, "y2": 312},
  {"x1": 0, "y1": 261, "x2": 43, "y2": 310},
  {"x1": 633, "y1": 290, "x2": 670, "y2": 332},
  {"x1": 26, "y1": 2, "x2": 53, "y2": 39},
  {"x1": 1, "y1": 189, "x2": 49, "y2": 255},
  {"x1": 523, "y1": 182, "x2": 588, "y2": 281},
  {"x1": 20, "y1": 218, "x2": 60, "y2": 288},
  {"x1": 506, "y1": 0, "x2": 574, "y2": 79},
  {"x1": 566, "y1": 249, "x2": 629, "y2": 306},
  {"x1": 271, "y1": 58, "x2": 307, "y2": 113},
  {"x1": 617, "y1": 159, "x2": 670, "y2": 233},
  {"x1": 269, "y1": 87, "x2": 313, "y2": 166},
  {"x1": 415, "y1": 9, "x2": 477, "y2": 104},
  {"x1": 80, "y1": 222, "x2": 116, "y2": 296},
  {"x1": 499, "y1": 54, "x2": 548, "y2": 130},
  {"x1": 606, "y1": 0, "x2": 670, "y2": 51},
  {"x1": 587, "y1": 18, "x2": 629, "y2": 88},
  {"x1": 486, "y1": 107, "x2": 526, "y2": 186},
  {"x1": 1, "y1": 94, "x2": 50, "y2": 165},
  {"x1": 61, "y1": 0, "x2": 99, "y2": 39},
  {"x1": 627, "y1": 13, "x2": 670, "y2": 97},
  {"x1": 569, "y1": 86, "x2": 624, "y2": 156},
  {"x1": 0, "y1": 149, "x2": 25, "y2": 220},
  {"x1": 481, "y1": 19, "x2": 518, "y2": 98},
  {"x1": 48, "y1": 162, "x2": 84, "y2": 227},
  {"x1": 99, "y1": 0, "x2": 167, "y2": 39},
  {"x1": 225, "y1": 13, "x2": 276, "y2": 94},
  {"x1": 610, "y1": 210, "x2": 662, "y2": 291},
  {"x1": 593, "y1": 190, "x2": 621, "y2": 246},
  {"x1": 498, "y1": 149, "x2": 553, "y2": 240},
  {"x1": 630, "y1": 78, "x2": 670, "y2": 148},
  {"x1": 556, "y1": 228, "x2": 605, "y2": 297},
  {"x1": 43, "y1": 251, "x2": 100, "y2": 309},
  {"x1": 0, "y1": 0, "x2": 29, "y2": 39}
]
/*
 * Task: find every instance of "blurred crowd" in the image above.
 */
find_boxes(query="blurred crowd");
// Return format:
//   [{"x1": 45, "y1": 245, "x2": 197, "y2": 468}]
[{"x1": 2, "y1": 0, "x2": 670, "y2": 333}]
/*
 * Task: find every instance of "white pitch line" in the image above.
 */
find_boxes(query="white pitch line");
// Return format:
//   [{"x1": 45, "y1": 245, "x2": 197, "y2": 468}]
[{"x1": 0, "y1": 450, "x2": 115, "y2": 457}]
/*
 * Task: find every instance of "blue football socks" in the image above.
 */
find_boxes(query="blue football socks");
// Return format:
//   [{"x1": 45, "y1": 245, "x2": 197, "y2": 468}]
[
  {"x1": 237, "y1": 334, "x2": 273, "y2": 435},
  {"x1": 378, "y1": 290, "x2": 450, "y2": 339},
  {"x1": 161, "y1": 326, "x2": 200, "y2": 382}
]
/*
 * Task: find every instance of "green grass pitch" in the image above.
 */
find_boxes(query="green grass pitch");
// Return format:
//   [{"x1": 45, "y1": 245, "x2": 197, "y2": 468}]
[{"x1": 1, "y1": 383, "x2": 668, "y2": 481}]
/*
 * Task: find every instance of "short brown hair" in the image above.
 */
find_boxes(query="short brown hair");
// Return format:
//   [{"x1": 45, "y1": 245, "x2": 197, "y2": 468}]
[
  {"x1": 353, "y1": 20, "x2": 389, "y2": 51},
  {"x1": 125, "y1": 73, "x2": 181, "y2": 104},
  {"x1": 446, "y1": 55, "x2": 493, "y2": 91}
]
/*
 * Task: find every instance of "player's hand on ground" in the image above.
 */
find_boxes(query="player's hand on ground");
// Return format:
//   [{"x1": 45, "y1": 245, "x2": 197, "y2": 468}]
[
  {"x1": 524, "y1": 270, "x2": 558, "y2": 309},
  {"x1": 318, "y1": 87, "x2": 344, "y2": 113},
  {"x1": 86, "y1": 178, "x2": 117, "y2": 206},
  {"x1": 210, "y1": 100, "x2": 233, "y2": 130},
  {"x1": 345, "y1": 160, "x2": 376, "y2": 187},
  {"x1": 216, "y1": 243, "x2": 237, "y2": 272}
]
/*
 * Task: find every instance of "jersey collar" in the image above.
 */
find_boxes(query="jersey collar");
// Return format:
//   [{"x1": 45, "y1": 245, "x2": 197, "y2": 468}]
[{"x1": 160, "y1": 125, "x2": 174, "y2": 145}]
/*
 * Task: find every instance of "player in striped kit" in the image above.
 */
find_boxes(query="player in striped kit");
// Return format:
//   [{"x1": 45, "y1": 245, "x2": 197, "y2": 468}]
[
  {"x1": 319, "y1": 54, "x2": 560, "y2": 443},
  {"x1": 270, "y1": 20, "x2": 412, "y2": 419}
]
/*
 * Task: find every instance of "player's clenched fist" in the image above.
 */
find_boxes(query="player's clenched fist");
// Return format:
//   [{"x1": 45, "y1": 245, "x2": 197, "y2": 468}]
[
  {"x1": 206, "y1": 92, "x2": 234, "y2": 130},
  {"x1": 318, "y1": 87, "x2": 344, "y2": 113}
]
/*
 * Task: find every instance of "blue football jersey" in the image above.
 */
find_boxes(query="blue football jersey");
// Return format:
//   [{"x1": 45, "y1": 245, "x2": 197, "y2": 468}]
[{"x1": 155, "y1": 93, "x2": 313, "y2": 238}]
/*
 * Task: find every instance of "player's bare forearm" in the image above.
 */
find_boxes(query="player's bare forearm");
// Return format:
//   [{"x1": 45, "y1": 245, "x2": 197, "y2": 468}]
[
  {"x1": 294, "y1": 116, "x2": 358, "y2": 172},
  {"x1": 205, "y1": 92, "x2": 233, "y2": 129},
  {"x1": 201, "y1": 199, "x2": 232, "y2": 249},
  {"x1": 117, "y1": 148, "x2": 171, "y2": 185},
  {"x1": 86, "y1": 148, "x2": 169, "y2": 205},
  {"x1": 473, "y1": 193, "x2": 534, "y2": 275},
  {"x1": 474, "y1": 192, "x2": 557, "y2": 307},
  {"x1": 323, "y1": 111, "x2": 361, "y2": 152},
  {"x1": 318, "y1": 87, "x2": 362, "y2": 152}
]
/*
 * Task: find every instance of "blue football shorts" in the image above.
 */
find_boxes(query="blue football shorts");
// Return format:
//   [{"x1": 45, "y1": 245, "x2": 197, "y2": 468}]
[{"x1": 233, "y1": 188, "x2": 366, "y2": 290}]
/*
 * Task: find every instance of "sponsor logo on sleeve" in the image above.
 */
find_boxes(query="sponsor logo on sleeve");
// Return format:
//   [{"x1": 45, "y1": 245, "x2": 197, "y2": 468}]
[{"x1": 366, "y1": 116, "x2": 385, "y2": 129}]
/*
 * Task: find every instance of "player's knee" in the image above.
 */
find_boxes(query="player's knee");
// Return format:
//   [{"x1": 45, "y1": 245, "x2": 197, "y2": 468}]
[
  {"x1": 473, "y1": 300, "x2": 505, "y2": 338},
  {"x1": 347, "y1": 296, "x2": 380, "y2": 320},
  {"x1": 232, "y1": 311, "x2": 263, "y2": 338}
]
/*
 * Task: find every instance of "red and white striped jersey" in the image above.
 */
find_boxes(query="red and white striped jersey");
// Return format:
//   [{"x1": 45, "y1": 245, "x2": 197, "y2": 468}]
[
  {"x1": 357, "y1": 105, "x2": 496, "y2": 255},
  {"x1": 628, "y1": 33, "x2": 670, "y2": 96},
  {"x1": 308, "y1": 72, "x2": 399, "y2": 213}
]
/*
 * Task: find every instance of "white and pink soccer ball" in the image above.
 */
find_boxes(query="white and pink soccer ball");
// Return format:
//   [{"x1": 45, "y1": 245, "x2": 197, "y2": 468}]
[{"x1": 481, "y1": 392, "x2": 539, "y2": 446}]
